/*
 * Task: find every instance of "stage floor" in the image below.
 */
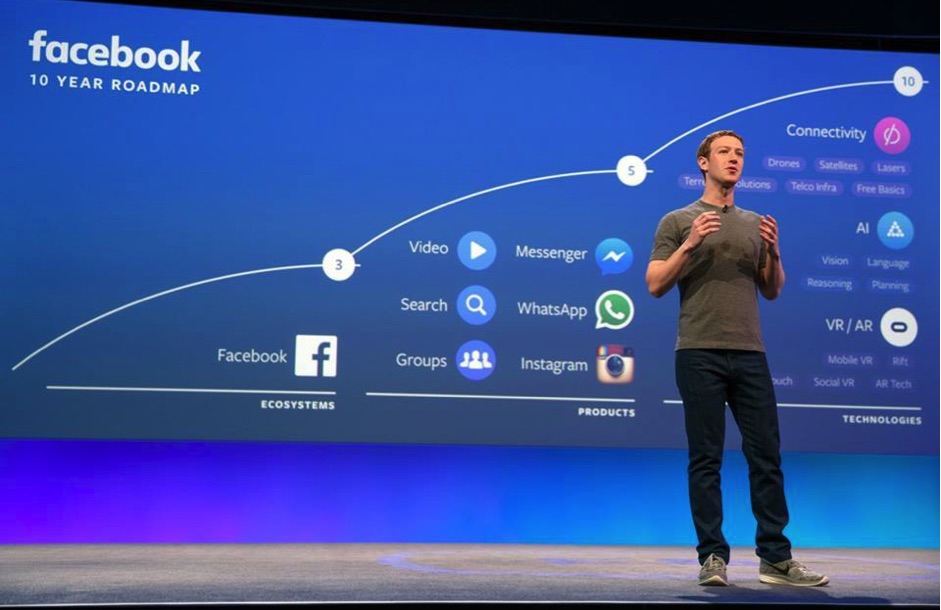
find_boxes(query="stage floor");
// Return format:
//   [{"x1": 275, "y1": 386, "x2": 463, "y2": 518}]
[{"x1": 1, "y1": 544, "x2": 937, "y2": 607}]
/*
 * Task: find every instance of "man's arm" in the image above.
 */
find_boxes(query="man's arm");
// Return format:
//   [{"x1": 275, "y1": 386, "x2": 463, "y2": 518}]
[
  {"x1": 758, "y1": 214, "x2": 785, "y2": 300},
  {"x1": 646, "y1": 248, "x2": 692, "y2": 298},
  {"x1": 646, "y1": 211, "x2": 721, "y2": 298}
]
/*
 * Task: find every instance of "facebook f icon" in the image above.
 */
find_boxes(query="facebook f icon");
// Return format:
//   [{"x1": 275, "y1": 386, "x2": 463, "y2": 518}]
[{"x1": 295, "y1": 335, "x2": 338, "y2": 377}]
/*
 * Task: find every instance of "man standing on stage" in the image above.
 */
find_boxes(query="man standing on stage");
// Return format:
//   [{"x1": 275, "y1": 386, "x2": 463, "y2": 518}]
[{"x1": 645, "y1": 129, "x2": 829, "y2": 587}]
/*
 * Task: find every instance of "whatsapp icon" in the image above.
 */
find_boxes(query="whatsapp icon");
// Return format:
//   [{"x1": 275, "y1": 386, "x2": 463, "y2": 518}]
[{"x1": 595, "y1": 290, "x2": 635, "y2": 330}]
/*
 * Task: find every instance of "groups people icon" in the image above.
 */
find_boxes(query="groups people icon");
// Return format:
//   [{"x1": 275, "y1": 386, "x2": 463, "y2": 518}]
[{"x1": 458, "y1": 348, "x2": 493, "y2": 370}]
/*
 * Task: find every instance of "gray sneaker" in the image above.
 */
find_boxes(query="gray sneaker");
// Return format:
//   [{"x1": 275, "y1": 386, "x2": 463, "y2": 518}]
[
  {"x1": 759, "y1": 558, "x2": 829, "y2": 586},
  {"x1": 698, "y1": 553, "x2": 729, "y2": 586}
]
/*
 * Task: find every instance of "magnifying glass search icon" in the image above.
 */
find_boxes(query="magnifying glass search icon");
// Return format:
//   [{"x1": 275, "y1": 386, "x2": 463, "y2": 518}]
[
  {"x1": 465, "y1": 294, "x2": 487, "y2": 316},
  {"x1": 457, "y1": 285, "x2": 495, "y2": 325}
]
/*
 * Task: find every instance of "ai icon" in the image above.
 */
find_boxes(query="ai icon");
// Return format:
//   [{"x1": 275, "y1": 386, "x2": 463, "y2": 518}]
[{"x1": 877, "y1": 211, "x2": 913, "y2": 250}]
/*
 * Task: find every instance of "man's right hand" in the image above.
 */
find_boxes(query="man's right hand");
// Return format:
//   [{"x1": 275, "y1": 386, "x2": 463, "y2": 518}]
[
  {"x1": 646, "y1": 211, "x2": 722, "y2": 298},
  {"x1": 684, "y1": 211, "x2": 721, "y2": 251}
]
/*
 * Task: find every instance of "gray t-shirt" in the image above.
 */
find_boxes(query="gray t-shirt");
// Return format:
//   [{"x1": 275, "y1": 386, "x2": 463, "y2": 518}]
[{"x1": 650, "y1": 199, "x2": 768, "y2": 352}]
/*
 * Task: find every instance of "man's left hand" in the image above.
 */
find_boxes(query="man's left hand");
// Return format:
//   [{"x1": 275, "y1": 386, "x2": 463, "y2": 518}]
[{"x1": 759, "y1": 215, "x2": 780, "y2": 260}]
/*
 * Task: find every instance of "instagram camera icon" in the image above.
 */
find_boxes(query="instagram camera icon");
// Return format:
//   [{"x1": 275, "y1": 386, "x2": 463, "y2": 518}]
[{"x1": 597, "y1": 344, "x2": 634, "y2": 384}]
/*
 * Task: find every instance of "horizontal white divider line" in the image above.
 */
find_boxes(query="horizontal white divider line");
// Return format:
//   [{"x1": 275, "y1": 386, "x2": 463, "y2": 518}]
[
  {"x1": 366, "y1": 392, "x2": 635, "y2": 403},
  {"x1": 47, "y1": 385, "x2": 336, "y2": 396},
  {"x1": 661, "y1": 399, "x2": 920, "y2": 411}
]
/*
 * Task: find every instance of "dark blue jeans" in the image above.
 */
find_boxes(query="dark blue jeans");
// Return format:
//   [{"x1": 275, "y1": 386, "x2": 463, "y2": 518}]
[{"x1": 675, "y1": 349, "x2": 792, "y2": 566}]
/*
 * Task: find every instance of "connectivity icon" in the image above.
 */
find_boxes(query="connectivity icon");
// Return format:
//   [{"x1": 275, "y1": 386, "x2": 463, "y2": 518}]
[
  {"x1": 595, "y1": 238, "x2": 633, "y2": 275},
  {"x1": 874, "y1": 116, "x2": 910, "y2": 155},
  {"x1": 595, "y1": 290, "x2": 635, "y2": 330}
]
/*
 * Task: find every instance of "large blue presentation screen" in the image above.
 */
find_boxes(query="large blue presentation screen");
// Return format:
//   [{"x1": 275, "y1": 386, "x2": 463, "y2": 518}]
[{"x1": 1, "y1": 0, "x2": 937, "y2": 455}]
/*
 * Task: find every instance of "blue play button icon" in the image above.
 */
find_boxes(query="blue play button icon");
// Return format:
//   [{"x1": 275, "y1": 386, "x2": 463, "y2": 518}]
[{"x1": 458, "y1": 231, "x2": 496, "y2": 270}]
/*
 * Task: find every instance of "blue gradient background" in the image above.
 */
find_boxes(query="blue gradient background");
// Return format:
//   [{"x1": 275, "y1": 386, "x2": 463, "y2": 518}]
[
  {"x1": 0, "y1": 1, "x2": 938, "y2": 546},
  {"x1": 1, "y1": 439, "x2": 937, "y2": 547}
]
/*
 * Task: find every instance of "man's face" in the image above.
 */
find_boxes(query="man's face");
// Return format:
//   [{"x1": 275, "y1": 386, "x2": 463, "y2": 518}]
[{"x1": 698, "y1": 135, "x2": 744, "y2": 187}]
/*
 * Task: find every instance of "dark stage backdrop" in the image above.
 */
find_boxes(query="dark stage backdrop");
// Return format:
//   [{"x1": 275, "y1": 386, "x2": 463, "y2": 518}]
[{"x1": 1, "y1": 0, "x2": 937, "y2": 546}]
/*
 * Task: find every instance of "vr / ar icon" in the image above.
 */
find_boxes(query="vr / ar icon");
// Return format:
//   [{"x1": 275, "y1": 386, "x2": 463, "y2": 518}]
[{"x1": 597, "y1": 344, "x2": 634, "y2": 384}]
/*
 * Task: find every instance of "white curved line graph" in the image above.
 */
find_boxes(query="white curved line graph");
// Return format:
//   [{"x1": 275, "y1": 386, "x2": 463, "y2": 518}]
[
  {"x1": 12, "y1": 171, "x2": 614, "y2": 371},
  {"x1": 644, "y1": 80, "x2": 892, "y2": 162},
  {"x1": 351, "y1": 170, "x2": 615, "y2": 255},
  {"x1": 11, "y1": 264, "x2": 322, "y2": 371},
  {"x1": 12, "y1": 78, "x2": 907, "y2": 370}
]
